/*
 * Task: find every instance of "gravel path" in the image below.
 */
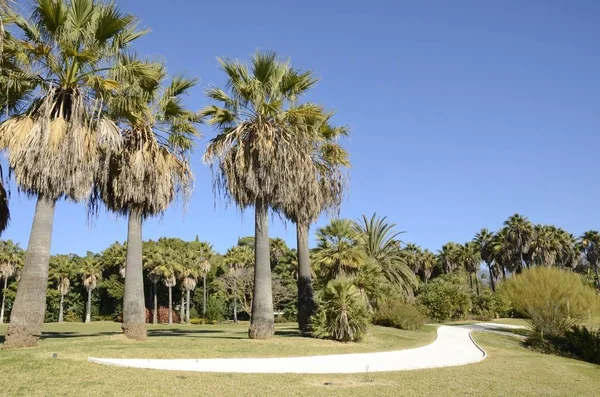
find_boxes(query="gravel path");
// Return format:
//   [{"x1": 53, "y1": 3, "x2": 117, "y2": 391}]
[{"x1": 88, "y1": 323, "x2": 526, "y2": 374}]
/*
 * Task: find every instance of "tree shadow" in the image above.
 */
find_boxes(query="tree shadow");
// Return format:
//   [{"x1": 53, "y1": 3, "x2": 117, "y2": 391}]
[
  {"x1": 40, "y1": 331, "x2": 121, "y2": 339},
  {"x1": 147, "y1": 329, "x2": 226, "y2": 337}
]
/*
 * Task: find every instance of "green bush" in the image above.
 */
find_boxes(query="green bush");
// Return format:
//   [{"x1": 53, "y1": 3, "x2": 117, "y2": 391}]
[
  {"x1": 64, "y1": 310, "x2": 81, "y2": 323},
  {"x1": 500, "y1": 267, "x2": 599, "y2": 338},
  {"x1": 311, "y1": 279, "x2": 369, "y2": 342},
  {"x1": 561, "y1": 325, "x2": 600, "y2": 365},
  {"x1": 190, "y1": 317, "x2": 205, "y2": 325},
  {"x1": 372, "y1": 300, "x2": 425, "y2": 330},
  {"x1": 205, "y1": 295, "x2": 226, "y2": 323},
  {"x1": 471, "y1": 290, "x2": 511, "y2": 320},
  {"x1": 416, "y1": 273, "x2": 472, "y2": 322}
]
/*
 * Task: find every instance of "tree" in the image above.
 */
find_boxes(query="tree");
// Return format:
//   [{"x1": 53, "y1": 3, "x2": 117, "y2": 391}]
[
  {"x1": 93, "y1": 57, "x2": 198, "y2": 339},
  {"x1": 419, "y1": 250, "x2": 436, "y2": 284},
  {"x1": 460, "y1": 242, "x2": 481, "y2": 295},
  {"x1": 0, "y1": 240, "x2": 22, "y2": 323},
  {"x1": 529, "y1": 225, "x2": 561, "y2": 267},
  {"x1": 438, "y1": 242, "x2": 462, "y2": 274},
  {"x1": 79, "y1": 254, "x2": 101, "y2": 323},
  {"x1": 503, "y1": 214, "x2": 534, "y2": 273},
  {"x1": 0, "y1": 0, "x2": 146, "y2": 348},
  {"x1": 223, "y1": 245, "x2": 253, "y2": 322},
  {"x1": 49, "y1": 255, "x2": 75, "y2": 323},
  {"x1": 202, "y1": 51, "x2": 320, "y2": 339},
  {"x1": 474, "y1": 228, "x2": 498, "y2": 292},
  {"x1": 357, "y1": 214, "x2": 417, "y2": 298},
  {"x1": 579, "y1": 231, "x2": 600, "y2": 290},
  {"x1": 313, "y1": 219, "x2": 365, "y2": 280}
]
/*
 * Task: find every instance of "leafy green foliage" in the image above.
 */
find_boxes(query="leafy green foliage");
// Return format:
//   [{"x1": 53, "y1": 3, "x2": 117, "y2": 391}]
[
  {"x1": 372, "y1": 299, "x2": 425, "y2": 330},
  {"x1": 471, "y1": 290, "x2": 511, "y2": 320},
  {"x1": 205, "y1": 295, "x2": 226, "y2": 323},
  {"x1": 500, "y1": 267, "x2": 599, "y2": 338},
  {"x1": 561, "y1": 326, "x2": 600, "y2": 365},
  {"x1": 416, "y1": 273, "x2": 472, "y2": 322},
  {"x1": 311, "y1": 279, "x2": 369, "y2": 342}
]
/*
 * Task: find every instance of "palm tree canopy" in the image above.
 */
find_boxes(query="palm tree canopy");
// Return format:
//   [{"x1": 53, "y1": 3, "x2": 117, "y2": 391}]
[
  {"x1": 0, "y1": 0, "x2": 149, "y2": 201},
  {"x1": 313, "y1": 218, "x2": 365, "y2": 279},
  {"x1": 202, "y1": 51, "x2": 322, "y2": 211}
]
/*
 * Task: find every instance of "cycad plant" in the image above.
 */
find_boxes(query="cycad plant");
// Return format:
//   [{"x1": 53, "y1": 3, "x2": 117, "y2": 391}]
[
  {"x1": 202, "y1": 51, "x2": 321, "y2": 339},
  {"x1": 94, "y1": 59, "x2": 198, "y2": 339},
  {"x1": 0, "y1": 0, "x2": 147, "y2": 348}
]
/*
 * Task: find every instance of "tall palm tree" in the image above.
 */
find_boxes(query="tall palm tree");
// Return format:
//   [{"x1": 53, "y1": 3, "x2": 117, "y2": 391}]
[
  {"x1": 275, "y1": 112, "x2": 349, "y2": 333},
  {"x1": 503, "y1": 213, "x2": 534, "y2": 273},
  {"x1": 49, "y1": 255, "x2": 75, "y2": 323},
  {"x1": 313, "y1": 219, "x2": 365, "y2": 280},
  {"x1": 579, "y1": 231, "x2": 600, "y2": 290},
  {"x1": 474, "y1": 228, "x2": 498, "y2": 291},
  {"x1": 202, "y1": 51, "x2": 320, "y2": 339},
  {"x1": 403, "y1": 243, "x2": 422, "y2": 275},
  {"x1": 79, "y1": 254, "x2": 101, "y2": 324},
  {"x1": 94, "y1": 58, "x2": 198, "y2": 339},
  {"x1": 356, "y1": 214, "x2": 417, "y2": 298},
  {"x1": 555, "y1": 229, "x2": 579, "y2": 270},
  {"x1": 438, "y1": 242, "x2": 462, "y2": 274},
  {"x1": 0, "y1": 0, "x2": 147, "y2": 348},
  {"x1": 460, "y1": 242, "x2": 481, "y2": 294},
  {"x1": 529, "y1": 225, "x2": 560, "y2": 267},
  {"x1": 419, "y1": 249, "x2": 436, "y2": 284},
  {"x1": 223, "y1": 245, "x2": 253, "y2": 322},
  {"x1": 199, "y1": 260, "x2": 211, "y2": 319}
]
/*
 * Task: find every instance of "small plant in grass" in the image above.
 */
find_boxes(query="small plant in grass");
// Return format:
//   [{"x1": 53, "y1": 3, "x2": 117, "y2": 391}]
[
  {"x1": 372, "y1": 299, "x2": 425, "y2": 330},
  {"x1": 311, "y1": 279, "x2": 369, "y2": 342},
  {"x1": 500, "y1": 267, "x2": 599, "y2": 339},
  {"x1": 190, "y1": 318, "x2": 205, "y2": 325}
]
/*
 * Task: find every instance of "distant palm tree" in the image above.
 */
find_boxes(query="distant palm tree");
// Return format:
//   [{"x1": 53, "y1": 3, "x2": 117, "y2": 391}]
[
  {"x1": 460, "y1": 242, "x2": 481, "y2": 294},
  {"x1": 313, "y1": 219, "x2": 365, "y2": 280},
  {"x1": 579, "y1": 231, "x2": 600, "y2": 290},
  {"x1": 0, "y1": 240, "x2": 22, "y2": 323},
  {"x1": 202, "y1": 51, "x2": 320, "y2": 339},
  {"x1": 50, "y1": 255, "x2": 75, "y2": 323},
  {"x1": 419, "y1": 249, "x2": 436, "y2": 284},
  {"x1": 529, "y1": 225, "x2": 560, "y2": 267},
  {"x1": 79, "y1": 255, "x2": 101, "y2": 324},
  {"x1": 474, "y1": 228, "x2": 498, "y2": 291},
  {"x1": 438, "y1": 242, "x2": 462, "y2": 274},
  {"x1": 0, "y1": 0, "x2": 147, "y2": 348},
  {"x1": 403, "y1": 243, "x2": 422, "y2": 275},
  {"x1": 503, "y1": 214, "x2": 534, "y2": 272},
  {"x1": 224, "y1": 246, "x2": 253, "y2": 322},
  {"x1": 357, "y1": 214, "x2": 417, "y2": 298}
]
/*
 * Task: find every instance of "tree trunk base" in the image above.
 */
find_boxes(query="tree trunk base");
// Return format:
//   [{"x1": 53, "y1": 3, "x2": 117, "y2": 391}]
[
  {"x1": 122, "y1": 322, "x2": 147, "y2": 341},
  {"x1": 248, "y1": 320, "x2": 274, "y2": 339},
  {"x1": 3, "y1": 324, "x2": 41, "y2": 349}
]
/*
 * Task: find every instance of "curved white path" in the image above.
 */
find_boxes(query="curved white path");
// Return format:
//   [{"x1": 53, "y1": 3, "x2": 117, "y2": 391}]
[{"x1": 88, "y1": 323, "x2": 525, "y2": 374}]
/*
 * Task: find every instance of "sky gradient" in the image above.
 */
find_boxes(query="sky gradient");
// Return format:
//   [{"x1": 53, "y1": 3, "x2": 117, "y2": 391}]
[{"x1": 4, "y1": 0, "x2": 600, "y2": 255}]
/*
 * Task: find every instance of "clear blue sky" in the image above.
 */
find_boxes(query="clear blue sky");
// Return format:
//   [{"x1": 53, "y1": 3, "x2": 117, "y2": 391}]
[{"x1": 4, "y1": 0, "x2": 600, "y2": 255}]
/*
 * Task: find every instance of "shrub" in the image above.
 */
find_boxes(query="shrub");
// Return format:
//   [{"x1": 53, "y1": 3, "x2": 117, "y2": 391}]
[
  {"x1": 372, "y1": 300, "x2": 425, "y2": 330},
  {"x1": 471, "y1": 290, "x2": 511, "y2": 320},
  {"x1": 274, "y1": 314, "x2": 289, "y2": 323},
  {"x1": 190, "y1": 318, "x2": 205, "y2": 325},
  {"x1": 416, "y1": 273, "x2": 472, "y2": 322},
  {"x1": 64, "y1": 310, "x2": 81, "y2": 323},
  {"x1": 144, "y1": 307, "x2": 181, "y2": 324},
  {"x1": 311, "y1": 279, "x2": 369, "y2": 342},
  {"x1": 500, "y1": 267, "x2": 599, "y2": 338},
  {"x1": 205, "y1": 295, "x2": 226, "y2": 323},
  {"x1": 562, "y1": 326, "x2": 600, "y2": 365}
]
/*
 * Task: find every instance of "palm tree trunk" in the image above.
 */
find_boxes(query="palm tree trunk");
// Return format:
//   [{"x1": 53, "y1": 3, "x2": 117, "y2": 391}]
[
  {"x1": 502, "y1": 266, "x2": 507, "y2": 280},
  {"x1": 248, "y1": 198, "x2": 274, "y2": 339},
  {"x1": 186, "y1": 290, "x2": 191, "y2": 324},
  {"x1": 180, "y1": 293, "x2": 185, "y2": 324},
  {"x1": 475, "y1": 275, "x2": 480, "y2": 295},
  {"x1": 4, "y1": 196, "x2": 55, "y2": 349},
  {"x1": 85, "y1": 288, "x2": 92, "y2": 323},
  {"x1": 0, "y1": 277, "x2": 8, "y2": 324},
  {"x1": 168, "y1": 286, "x2": 173, "y2": 324},
  {"x1": 594, "y1": 262, "x2": 600, "y2": 290},
  {"x1": 58, "y1": 293, "x2": 64, "y2": 323},
  {"x1": 296, "y1": 222, "x2": 314, "y2": 335},
  {"x1": 203, "y1": 274, "x2": 207, "y2": 317},
  {"x1": 122, "y1": 212, "x2": 147, "y2": 340},
  {"x1": 488, "y1": 263, "x2": 496, "y2": 292},
  {"x1": 153, "y1": 283, "x2": 157, "y2": 324},
  {"x1": 468, "y1": 272, "x2": 473, "y2": 291},
  {"x1": 233, "y1": 277, "x2": 238, "y2": 323}
]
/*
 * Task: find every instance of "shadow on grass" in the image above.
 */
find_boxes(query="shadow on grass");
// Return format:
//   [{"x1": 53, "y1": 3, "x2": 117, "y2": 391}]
[
  {"x1": 40, "y1": 331, "x2": 121, "y2": 339},
  {"x1": 147, "y1": 329, "x2": 226, "y2": 337}
]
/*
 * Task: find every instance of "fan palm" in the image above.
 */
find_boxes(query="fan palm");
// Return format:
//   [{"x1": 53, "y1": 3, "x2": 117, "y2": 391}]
[
  {"x1": 79, "y1": 254, "x2": 101, "y2": 323},
  {"x1": 474, "y1": 228, "x2": 498, "y2": 291},
  {"x1": 0, "y1": 240, "x2": 22, "y2": 323},
  {"x1": 356, "y1": 214, "x2": 417, "y2": 298},
  {"x1": 437, "y1": 242, "x2": 462, "y2": 274},
  {"x1": 49, "y1": 255, "x2": 75, "y2": 323},
  {"x1": 579, "y1": 230, "x2": 600, "y2": 290},
  {"x1": 419, "y1": 249, "x2": 436, "y2": 284},
  {"x1": 202, "y1": 51, "x2": 320, "y2": 339},
  {"x1": 460, "y1": 242, "x2": 481, "y2": 294},
  {"x1": 503, "y1": 213, "x2": 534, "y2": 273},
  {"x1": 0, "y1": 0, "x2": 147, "y2": 348},
  {"x1": 529, "y1": 225, "x2": 561, "y2": 267},
  {"x1": 223, "y1": 245, "x2": 253, "y2": 322},
  {"x1": 313, "y1": 218, "x2": 365, "y2": 280},
  {"x1": 93, "y1": 58, "x2": 198, "y2": 339}
]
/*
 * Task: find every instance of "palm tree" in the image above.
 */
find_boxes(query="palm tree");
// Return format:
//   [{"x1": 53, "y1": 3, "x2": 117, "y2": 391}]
[
  {"x1": 224, "y1": 245, "x2": 253, "y2": 322},
  {"x1": 503, "y1": 214, "x2": 534, "y2": 272},
  {"x1": 474, "y1": 228, "x2": 498, "y2": 291},
  {"x1": 419, "y1": 249, "x2": 436, "y2": 284},
  {"x1": 460, "y1": 242, "x2": 481, "y2": 295},
  {"x1": 49, "y1": 255, "x2": 75, "y2": 323},
  {"x1": 199, "y1": 260, "x2": 211, "y2": 319},
  {"x1": 313, "y1": 219, "x2": 366, "y2": 280},
  {"x1": 529, "y1": 225, "x2": 560, "y2": 267},
  {"x1": 438, "y1": 242, "x2": 462, "y2": 274},
  {"x1": 79, "y1": 255, "x2": 101, "y2": 324},
  {"x1": 93, "y1": 58, "x2": 198, "y2": 339},
  {"x1": 356, "y1": 214, "x2": 417, "y2": 298},
  {"x1": 0, "y1": 240, "x2": 21, "y2": 323},
  {"x1": 0, "y1": 0, "x2": 146, "y2": 348},
  {"x1": 202, "y1": 51, "x2": 320, "y2": 339},
  {"x1": 579, "y1": 231, "x2": 600, "y2": 290},
  {"x1": 403, "y1": 243, "x2": 422, "y2": 275}
]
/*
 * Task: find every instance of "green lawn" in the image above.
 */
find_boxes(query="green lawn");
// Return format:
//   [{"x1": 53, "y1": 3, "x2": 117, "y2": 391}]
[{"x1": 1, "y1": 321, "x2": 599, "y2": 397}]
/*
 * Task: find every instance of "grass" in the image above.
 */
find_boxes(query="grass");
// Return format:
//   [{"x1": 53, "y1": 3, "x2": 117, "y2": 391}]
[{"x1": 1, "y1": 320, "x2": 599, "y2": 396}]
